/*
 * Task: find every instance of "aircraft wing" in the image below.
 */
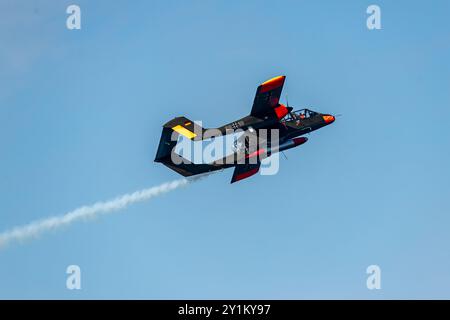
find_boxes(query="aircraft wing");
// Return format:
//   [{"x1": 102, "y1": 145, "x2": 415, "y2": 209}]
[
  {"x1": 230, "y1": 162, "x2": 261, "y2": 183},
  {"x1": 250, "y1": 75, "x2": 289, "y2": 119},
  {"x1": 229, "y1": 130, "x2": 265, "y2": 183}
]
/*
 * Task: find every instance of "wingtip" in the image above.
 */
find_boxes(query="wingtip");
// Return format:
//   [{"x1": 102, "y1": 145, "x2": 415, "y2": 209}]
[{"x1": 261, "y1": 75, "x2": 286, "y2": 86}]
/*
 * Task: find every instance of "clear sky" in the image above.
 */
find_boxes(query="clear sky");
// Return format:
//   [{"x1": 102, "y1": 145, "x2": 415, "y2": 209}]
[{"x1": 1, "y1": 0, "x2": 449, "y2": 299}]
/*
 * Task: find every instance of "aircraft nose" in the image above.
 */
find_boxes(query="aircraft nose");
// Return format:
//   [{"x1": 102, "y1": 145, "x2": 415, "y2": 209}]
[{"x1": 323, "y1": 115, "x2": 335, "y2": 124}]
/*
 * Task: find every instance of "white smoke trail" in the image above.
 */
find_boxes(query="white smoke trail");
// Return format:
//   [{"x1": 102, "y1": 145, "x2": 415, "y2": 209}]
[{"x1": 0, "y1": 175, "x2": 207, "y2": 249}]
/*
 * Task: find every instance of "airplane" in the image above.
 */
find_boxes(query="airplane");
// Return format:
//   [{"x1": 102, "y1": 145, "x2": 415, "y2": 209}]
[{"x1": 154, "y1": 75, "x2": 335, "y2": 183}]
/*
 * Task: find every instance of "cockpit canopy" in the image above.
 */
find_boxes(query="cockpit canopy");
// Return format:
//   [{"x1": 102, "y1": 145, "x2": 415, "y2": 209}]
[{"x1": 283, "y1": 108, "x2": 319, "y2": 122}]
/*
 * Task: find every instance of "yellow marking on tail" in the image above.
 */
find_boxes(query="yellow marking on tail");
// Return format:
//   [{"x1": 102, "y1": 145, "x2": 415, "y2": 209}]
[{"x1": 172, "y1": 125, "x2": 197, "y2": 139}]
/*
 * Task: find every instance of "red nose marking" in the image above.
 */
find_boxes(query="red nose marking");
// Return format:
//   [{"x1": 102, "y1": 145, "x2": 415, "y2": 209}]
[{"x1": 323, "y1": 115, "x2": 335, "y2": 124}]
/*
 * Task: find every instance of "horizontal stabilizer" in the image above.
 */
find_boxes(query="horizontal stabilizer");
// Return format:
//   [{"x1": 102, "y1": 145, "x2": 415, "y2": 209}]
[
  {"x1": 163, "y1": 117, "x2": 206, "y2": 141},
  {"x1": 155, "y1": 116, "x2": 221, "y2": 177}
]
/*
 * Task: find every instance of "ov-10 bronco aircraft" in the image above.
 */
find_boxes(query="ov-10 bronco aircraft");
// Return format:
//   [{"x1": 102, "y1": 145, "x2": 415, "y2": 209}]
[{"x1": 155, "y1": 75, "x2": 335, "y2": 183}]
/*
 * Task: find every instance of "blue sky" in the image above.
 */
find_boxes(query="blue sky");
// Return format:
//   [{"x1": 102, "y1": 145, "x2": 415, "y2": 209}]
[{"x1": 0, "y1": 0, "x2": 449, "y2": 299}]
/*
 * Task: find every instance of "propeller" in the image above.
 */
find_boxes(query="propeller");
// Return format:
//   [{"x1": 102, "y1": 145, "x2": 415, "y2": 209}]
[{"x1": 285, "y1": 95, "x2": 293, "y2": 113}]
